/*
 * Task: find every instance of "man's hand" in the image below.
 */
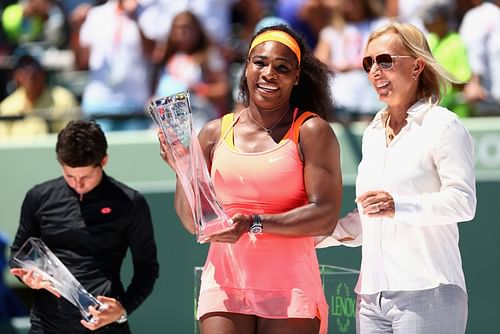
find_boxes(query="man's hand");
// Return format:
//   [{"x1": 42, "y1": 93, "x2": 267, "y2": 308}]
[
  {"x1": 80, "y1": 296, "x2": 126, "y2": 331},
  {"x1": 10, "y1": 268, "x2": 61, "y2": 298}
]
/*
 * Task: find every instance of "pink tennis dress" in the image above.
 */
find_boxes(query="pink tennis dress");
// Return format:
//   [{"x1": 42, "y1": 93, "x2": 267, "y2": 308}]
[{"x1": 197, "y1": 109, "x2": 328, "y2": 333}]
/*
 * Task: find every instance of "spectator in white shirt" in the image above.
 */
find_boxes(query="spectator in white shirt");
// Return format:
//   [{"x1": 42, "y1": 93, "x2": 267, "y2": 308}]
[
  {"x1": 459, "y1": 0, "x2": 500, "y2": 106},
  {"x1": 317, "y1": 20, "x2": 476, "y2": 334},
  {"x1": 70, "y1": 0, "x2": 155, "y2": 132}
]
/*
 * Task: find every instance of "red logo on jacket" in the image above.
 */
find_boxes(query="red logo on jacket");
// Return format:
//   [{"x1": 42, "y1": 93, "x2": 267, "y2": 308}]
[{"x1": 101, "y1": 207, "x2": 112, "y2": 214}]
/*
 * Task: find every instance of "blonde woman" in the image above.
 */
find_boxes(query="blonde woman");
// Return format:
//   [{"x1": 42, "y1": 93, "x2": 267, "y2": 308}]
[{"x1": 319, "y1": 20, "x2": 476, "y2": 333}]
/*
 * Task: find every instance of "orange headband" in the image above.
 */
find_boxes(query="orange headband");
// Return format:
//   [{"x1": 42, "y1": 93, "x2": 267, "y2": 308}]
[{"x1": 249, "y1": 30, "x2": 301, "y2": 65}]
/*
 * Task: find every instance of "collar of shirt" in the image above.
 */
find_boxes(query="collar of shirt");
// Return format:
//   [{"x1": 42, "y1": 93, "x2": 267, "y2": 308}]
[{"x1": 368, "y1": 99, "x2": 431, "y2": 130}]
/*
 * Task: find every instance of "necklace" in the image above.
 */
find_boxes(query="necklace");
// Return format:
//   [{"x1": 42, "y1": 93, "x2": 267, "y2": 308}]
[
  {"x1": 247, "y1": 108, "x2": 289, "y2": 135},
  {"x1": 385, "y1": 114, "x2": 395, "y2": 142}
]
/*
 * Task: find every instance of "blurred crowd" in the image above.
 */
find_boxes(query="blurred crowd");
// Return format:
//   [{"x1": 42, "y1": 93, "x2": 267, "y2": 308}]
[{"x1": 0, "y1": 0, "x2": 499, "y2": 138}]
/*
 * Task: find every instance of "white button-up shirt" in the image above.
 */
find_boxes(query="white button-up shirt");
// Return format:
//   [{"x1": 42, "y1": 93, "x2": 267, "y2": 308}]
[{"x1": 353, "y1": 100, "x2": 476, "y2": 295}]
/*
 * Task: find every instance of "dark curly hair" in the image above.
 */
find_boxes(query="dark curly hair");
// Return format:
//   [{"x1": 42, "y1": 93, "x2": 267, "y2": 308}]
[
  {"x1": 56, "y1": 120, "x2": 107, "y2": 167},
  {"x1": 238, "y1": 24, "x2": 334, "y2": 119}
]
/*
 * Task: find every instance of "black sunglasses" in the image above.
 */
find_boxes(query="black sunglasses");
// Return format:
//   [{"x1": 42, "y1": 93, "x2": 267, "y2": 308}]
[{"x1": 362, "y1": 54, "x2": 413, "y2": 73}]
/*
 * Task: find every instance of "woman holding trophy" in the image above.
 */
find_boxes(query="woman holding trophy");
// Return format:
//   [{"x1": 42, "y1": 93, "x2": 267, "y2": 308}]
[{"x1": 159, "y1": 24, "x2": 342, "y2": 333}]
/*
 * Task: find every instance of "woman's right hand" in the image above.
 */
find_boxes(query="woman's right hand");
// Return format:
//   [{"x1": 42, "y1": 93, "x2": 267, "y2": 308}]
[
  {"x1": 158, "y1": 130, "x2": 189, "y2": 171},
  {"x1": 356, "y1": 190, "x2": 395, "y2": 218},
  {"x1": 158, "y1": 130, "x2": 175, "y2": 168},
  {"x1": 204, "y1": 213, "x2": 253, "y2": 243},
  {"x1": 10, "y1": 268, "x2": 61, "y2": 297}
]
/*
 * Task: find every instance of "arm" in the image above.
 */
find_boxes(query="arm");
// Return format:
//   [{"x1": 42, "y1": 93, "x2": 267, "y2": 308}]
[
  {"x1": 459, "y1": 10, "x2": 487, "y2": 79},
  {"x1": 158, "y1": 130, "x2": 194, "y2": 233},
  {"x1": 358, "y1": 118, "x2": 477, "y2": 225},
  {"x1": 315, "y1": 209, "x2": 362, "y2": 248},
  {"x1": 463, "y1": 74, "x2": 488, "y2": 103},
  {"x1": 9, "y1": 189, "x2": 60, "y2": 297},
  {"x1": 159, "y1": 119, "x2": 222, "y2": 234},
  {"x1": 262, "y1": 117, "x2": 343, "y2": 236},
  {"x1": 201, "y1": 116, "x2": 342, "y2": 243},
  {"x1": 69, "y1": 3, "x2": 92, "y2": 70},
  {"x1": 122, "y1": 0, "x2": 155, "y2": 58},
  {"x1": 119, "y1": 193, "x2": 159, "y2": 313},
  {"x1": 192, "y1": 48, "x2": 230, "y2": 104},
  {"x1": 82, "y1": 193, "x2": 159, "y2": 331},
  {"x1": 10, "y1": 190, "x2": 40, "y2": 259},
  {"x1": 459, "y1": 8, "x2": 490, "y2": 102},
  {"x1": 395, "y1": 119, "x2": 476, "y2": 225}
]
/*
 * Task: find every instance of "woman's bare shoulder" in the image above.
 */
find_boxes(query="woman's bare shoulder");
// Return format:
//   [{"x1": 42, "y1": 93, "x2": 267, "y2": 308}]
[{"x1": 300, "y1": 114, "x2": 334, "y2": 136}]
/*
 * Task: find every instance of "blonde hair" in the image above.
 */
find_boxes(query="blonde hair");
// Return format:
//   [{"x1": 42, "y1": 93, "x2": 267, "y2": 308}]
[{"x1": 366, "y1": 20, "x2": 459, "y2": 104}]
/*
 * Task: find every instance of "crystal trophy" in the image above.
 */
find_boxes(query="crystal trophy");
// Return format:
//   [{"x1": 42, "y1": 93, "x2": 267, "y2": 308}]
[
  {"x1": 11, "y1": 237, "x2": 104, "y2": 322},
  {"x1": 148, "y1": 91, "x2": 233, "y2": 243}
]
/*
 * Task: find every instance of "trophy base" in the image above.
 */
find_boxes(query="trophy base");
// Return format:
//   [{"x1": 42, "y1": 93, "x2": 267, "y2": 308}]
[{"x1": 197, "y1": 218, "x2": 234, "y2": 243}]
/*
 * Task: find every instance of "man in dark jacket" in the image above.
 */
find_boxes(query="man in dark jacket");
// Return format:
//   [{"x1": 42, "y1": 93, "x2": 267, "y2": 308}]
[{"x1": 9, "y1": 119, "x2": 159, "y2": 333}]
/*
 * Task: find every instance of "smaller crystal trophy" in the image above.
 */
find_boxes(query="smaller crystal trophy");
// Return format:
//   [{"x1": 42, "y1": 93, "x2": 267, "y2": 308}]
[
  {"x1": 148, "y1": 91, "x2": 233, "y2": 242},
  {"x1": 11, "y1": 237, "x2": 105, "y2": 322}
]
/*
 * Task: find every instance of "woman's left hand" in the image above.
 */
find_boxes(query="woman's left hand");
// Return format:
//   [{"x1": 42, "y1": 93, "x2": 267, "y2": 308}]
[
  {"x1": 204, "y1": 213, "x2": 253, "y2": 243},
  {"x1": 80, "y1": 296, "x2": 126, "y2": 331},
  {"x1": 356, "y1": 190, "x2": 395, "y2": 218}
]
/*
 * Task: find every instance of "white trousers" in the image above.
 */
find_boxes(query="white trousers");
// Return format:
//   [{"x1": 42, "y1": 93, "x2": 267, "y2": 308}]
[{"x1": 356, "y1": 284, "x2": 468, "y2": 334}]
